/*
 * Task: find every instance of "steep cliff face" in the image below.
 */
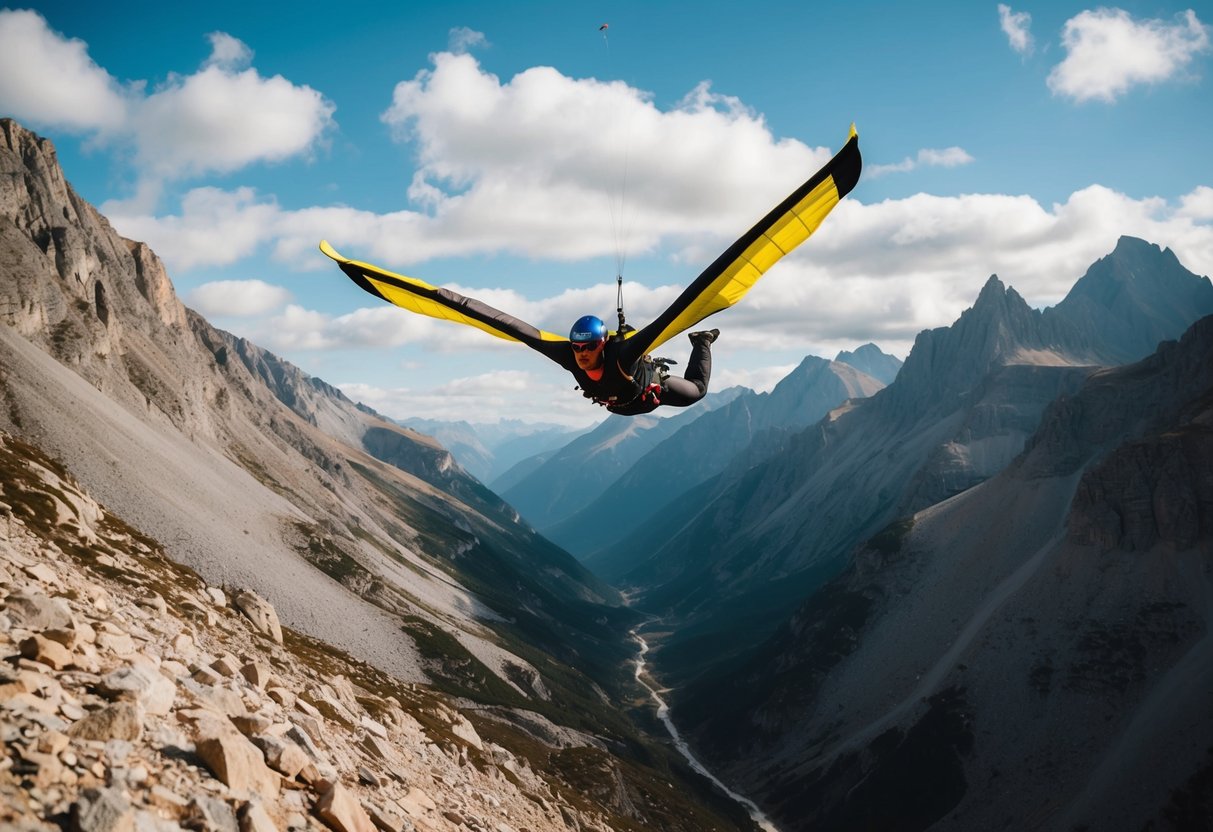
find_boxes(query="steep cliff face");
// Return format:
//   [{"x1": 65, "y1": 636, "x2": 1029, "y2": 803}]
[
  {"x1": 0, "y1": 115, "x2": 618, "y2": 664},
  {"x1": 1, "y1": 132, "x2": 225, "y2": 462},
  {"x1": 679, "y1": 315, "x2": 1213, "y2": 832}
]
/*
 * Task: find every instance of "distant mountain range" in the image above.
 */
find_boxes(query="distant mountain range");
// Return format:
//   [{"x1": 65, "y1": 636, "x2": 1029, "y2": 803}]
[
  {"x1": 396, "y1": 416, "x2": 589, "y2": 485},
  {"x1": 493, "y1": 348, "x2": 900, "y2": 560},
  {"x1": 563, "y1": 354, "x2": 890, "y2": 567},
  {"x1": 497, "y1": 385, "x2": 747, "y2": 532}
]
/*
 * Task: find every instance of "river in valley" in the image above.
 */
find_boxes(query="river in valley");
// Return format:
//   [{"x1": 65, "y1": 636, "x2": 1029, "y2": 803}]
[{"x1": 632, "y1": 631, "x2": 781, "y2": 832}]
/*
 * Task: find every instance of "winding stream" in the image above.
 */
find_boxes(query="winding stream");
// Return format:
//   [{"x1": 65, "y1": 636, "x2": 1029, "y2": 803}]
[{"x1": 632, "y1": 631, "x2": 781, "y2": 832}]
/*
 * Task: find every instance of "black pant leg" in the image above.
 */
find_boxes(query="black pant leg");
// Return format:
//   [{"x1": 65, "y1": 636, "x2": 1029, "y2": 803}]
[{"x1": 659, "y1": 341, "x2": 712, "y2": 407}]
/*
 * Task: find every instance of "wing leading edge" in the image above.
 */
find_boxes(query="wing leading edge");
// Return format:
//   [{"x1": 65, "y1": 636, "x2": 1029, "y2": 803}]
[
  {"x1": 319, "y1": 240, "x2": 568, "y2": 351},
  {"x1": 626, "y1": 125, "x2": 861, "y2": 355}
]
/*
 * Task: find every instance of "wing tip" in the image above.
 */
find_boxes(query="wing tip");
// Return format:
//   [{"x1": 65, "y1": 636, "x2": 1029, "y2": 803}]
[
  {"x1": 836, "y1": 125, "x2": 862, "y2": 198},
  {"x1": 319, "y1": 239, "x2": 345, "y2": 262}
]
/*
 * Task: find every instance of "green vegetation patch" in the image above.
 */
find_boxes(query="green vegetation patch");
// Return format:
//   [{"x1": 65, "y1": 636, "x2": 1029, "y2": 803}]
[{"x1": 290, "y1": 519, "x2": 367, "y2": 585}]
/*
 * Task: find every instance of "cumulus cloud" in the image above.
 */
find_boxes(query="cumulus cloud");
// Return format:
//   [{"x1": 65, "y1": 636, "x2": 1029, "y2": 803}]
[
  {"x1": 203, "y1": 31, "x2": 253, "y2": 70},
  {"x1": 998, "y1": 4, "x2": 1034, "y2": 55},
  {"x1": 0, "y1": 9, "x2": 131, "y2": 132},
  {"x1": 0, "y1": 11, "x2": 333, "y2": 211},
  {"x1": 186, "y1": 279, "x2": 292, "y2": 317},
  {"x1": 112, "y1": 50, "x2": 842, "y2": 270},
  {"x1": 193, "y1": 181, "x2": 1213, "y2": 373},
  {"x1": 448, "y1": 27, "x2": 488, "y2": 53},
  {"x1": 1048, "y1": 8, "x2": 1211, "y2": 103},
  {"x1": 869, "y1": 146, "x2": 975, "y2": 177},
  {"x1": 338, "y1": 373, "x2": 592, "y2": 426},
  {"x1": 105, "y1": 187, "x2": 281, "y2": 269},
  {"x1": 373, "y1": 51, "x2": 833, "y2": 264},
  {"x1": 132, "y1": 35, "x2": 335, "y2": 180},
  {"x1": 1178, "y1": 185, "x2": 1213, "y2": 220}
]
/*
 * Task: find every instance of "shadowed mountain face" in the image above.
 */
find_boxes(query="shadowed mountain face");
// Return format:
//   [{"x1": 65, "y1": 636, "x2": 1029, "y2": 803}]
[
  {"x1": 0, "y1": 119, "x2": 757, "y2": 831},
  {"x1": 499, "y1": 394, "x2": 735, "y2": 532},
  {"x1": 675, "y1": 314, "x2": 1213, "y2": 832},
  {"x1": 626, "y1": 238, "x2": 1213, "y2": 691},
  {"x1": 558, "y1": 356, "x2": 887, "y2": 572}
]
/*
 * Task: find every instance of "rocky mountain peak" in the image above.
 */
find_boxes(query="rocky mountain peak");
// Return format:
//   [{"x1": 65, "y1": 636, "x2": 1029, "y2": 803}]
[
  {"x1": 887, "y1": 272, "x2": 1042, "y2": 417},
  {"x1": 835, "y1": 343, "x2": 902, "y2": 384},
  {"x1": 0, "y1": 119, "x2": 187, "y2": 363},
  {"x1": 1048, "y1": 235, "x2": 1213, "y2": 365},
  {"x1": 1071, "y1": 236, "x2": 1183, "y2": 302}
]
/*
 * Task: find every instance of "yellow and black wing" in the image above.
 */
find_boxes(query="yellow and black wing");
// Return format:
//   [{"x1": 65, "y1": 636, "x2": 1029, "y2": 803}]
[
  {"x1": 626, "y1": 125, "x2": 861, "y2": 356},
  {"x1": 320, "y1": 240, "x2": 571, "y2": 362}
]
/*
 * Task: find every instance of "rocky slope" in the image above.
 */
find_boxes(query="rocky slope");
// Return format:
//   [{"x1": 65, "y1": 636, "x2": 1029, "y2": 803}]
[
  {"x1": 674, "y1": 314, "x2": 1213, "y2": 831},
  {"x1": 0, "y1": 119, "x2": 755, "y2": 830},
  {"x1": 0, "y1": 430, "x2": 753, "y2": 832},
  {"x1": 625, "y1": 243, "x2": 1213, "y2": 688}
]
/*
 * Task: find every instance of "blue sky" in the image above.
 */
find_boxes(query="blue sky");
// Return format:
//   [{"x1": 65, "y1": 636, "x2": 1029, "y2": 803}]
[{"x1": 2, "y1": 1, "x2": 1211, "y2": 426}]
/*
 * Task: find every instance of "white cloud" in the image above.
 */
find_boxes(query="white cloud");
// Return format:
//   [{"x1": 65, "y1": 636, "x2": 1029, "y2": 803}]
[
  {"x1": 917, "y1": 147, "x2": 974, "y2": 167},
  {"x1": 869, "y1": 146, "x2": 975, "y2": 177},
  {"x1": 204, "y1": 32, "x2": 254, "y2": 70},
  {"x1": 186, "y1": 279, "x2": 292, "y2": 317},
  {"x1": 448, "y1": 27, "x2": 488, "y2": 54},
  {"x1": 338, "y1": 375, "x2": 595, "y2": 427},
  {"x1": 132, "y1": 37, "x2": 335, "y2": 179},
  {"x1": 204, "y1": 182, "x2": 1213, "y2": 370},
  {"x1": 372, "y1": 51, "x2": 833, "y2": 264},
  {"x1": 998, "y1": 4, "x2": 1034, "y2": 55},
  {"x1": 105, "y1": 187, "x2": 281, "y2": 269},
  {"x1": 113, "y1": 50, "x2": 846, "y2": 271},
  {"x1": 1048, "y1": 8, "x2": 1211, "y2": 103},
  {"x1": 1178, "y1": 185, "x2": 1213, "y2": 220},
  {"x1": 0, "y1": 12, "x2": 333, "y2": 210},
  {"x1": 0, "y1": 9, "x2": 130, "y2": 132}
]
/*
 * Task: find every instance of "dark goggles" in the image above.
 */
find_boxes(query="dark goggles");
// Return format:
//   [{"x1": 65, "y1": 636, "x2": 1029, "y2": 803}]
[{"x1": 570, "y1": 339, "x2": 605, "y2": 353}]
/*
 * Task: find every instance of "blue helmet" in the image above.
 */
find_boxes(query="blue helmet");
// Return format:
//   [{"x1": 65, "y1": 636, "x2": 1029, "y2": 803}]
[{"x1": 569, "y1": 315, "x2": 607, "y2": 344}]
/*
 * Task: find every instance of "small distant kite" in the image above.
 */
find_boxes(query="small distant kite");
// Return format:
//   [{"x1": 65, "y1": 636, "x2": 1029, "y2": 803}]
[{"x1": 599, "y1": 23, "x2": 609, "y2": 31}]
